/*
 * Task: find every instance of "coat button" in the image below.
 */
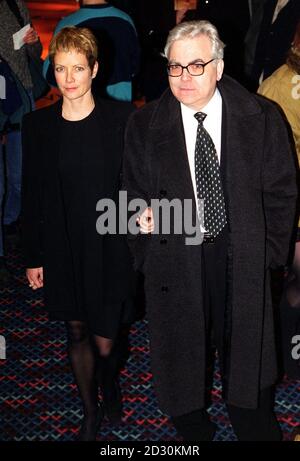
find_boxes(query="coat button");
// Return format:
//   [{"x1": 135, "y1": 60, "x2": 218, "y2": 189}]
[
  {"x1": 160, "y1": 189, "x2": 167, "y2": 197},
  {"x1": 161, "y1": 286, "x2": 169, "y2": 293},
  {"x1": 160, "y1": 238, "x2": 167, "y2": 245}
]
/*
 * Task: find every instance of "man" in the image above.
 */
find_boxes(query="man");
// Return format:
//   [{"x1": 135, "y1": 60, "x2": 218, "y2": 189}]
[
  {"x1": 43, "y1": 0, "x2": 139, "y2": 101},
  {"x1": 122, "y1": 20, "x2": 297, "y2": 441}
]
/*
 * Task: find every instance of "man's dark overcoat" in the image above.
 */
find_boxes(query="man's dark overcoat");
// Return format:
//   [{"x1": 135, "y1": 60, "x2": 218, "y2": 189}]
[{"x1": 122, "y1": 75, "x2": 298, "y2": 416}]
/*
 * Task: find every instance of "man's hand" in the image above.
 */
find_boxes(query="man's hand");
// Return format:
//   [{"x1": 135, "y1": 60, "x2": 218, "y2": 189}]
[
  {"x1": 24, "y1": 27, "x2": 39, "y2": 45},
  {"x1": 137, "y1": 207, "x2": 154, "y2": 234},
  {"x1": 26, "y1": 267, "x2": 43, "y2": 290}
]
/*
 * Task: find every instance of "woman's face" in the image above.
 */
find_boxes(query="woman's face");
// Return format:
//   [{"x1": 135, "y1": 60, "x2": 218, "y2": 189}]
[{"x1": 54, "y1": 49, "x2": 98, "y2": 101}]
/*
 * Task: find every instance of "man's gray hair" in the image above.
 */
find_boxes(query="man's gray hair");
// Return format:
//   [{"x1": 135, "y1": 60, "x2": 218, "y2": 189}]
[{"x1": 164, "y1": 20, "x2": 225, "y2": 61}]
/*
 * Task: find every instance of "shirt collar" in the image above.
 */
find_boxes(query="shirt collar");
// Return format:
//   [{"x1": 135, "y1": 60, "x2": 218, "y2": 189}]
[{"x1": 180, "y1": 88, "x2": 222, "y2": 121}]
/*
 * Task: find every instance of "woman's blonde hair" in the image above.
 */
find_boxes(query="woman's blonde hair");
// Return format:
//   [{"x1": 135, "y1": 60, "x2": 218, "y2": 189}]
[{"x1": 49, "y1": 26, "x2": 98, "y2": 70}]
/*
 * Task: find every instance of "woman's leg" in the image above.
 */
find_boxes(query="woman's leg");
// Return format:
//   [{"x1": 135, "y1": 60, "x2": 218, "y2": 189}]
[
  {"x1": 65, "y1": 320, "x2": 102, "y2": 440},
  {"x1": 94, "y1": 335, "x2": 122, "y2": 423}
]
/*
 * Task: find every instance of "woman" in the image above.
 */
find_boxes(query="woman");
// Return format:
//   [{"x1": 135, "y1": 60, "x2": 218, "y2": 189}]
[{"x1": 21, "y1": 26, "x2": 135, "y2": 440}]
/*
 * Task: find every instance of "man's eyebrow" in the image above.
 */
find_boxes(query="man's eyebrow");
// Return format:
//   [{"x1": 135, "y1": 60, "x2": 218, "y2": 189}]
[
  {"x1": 188, "y1": 59, "x2": 205, "y2": 64},
  {"x1": 168, "y1": 58, "x2": 205, "y2": 65}
]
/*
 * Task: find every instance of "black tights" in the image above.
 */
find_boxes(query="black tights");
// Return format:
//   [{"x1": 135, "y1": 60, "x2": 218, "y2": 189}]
[{"x1": 65, "y1": 320, "x2": 118, "y2": 422}]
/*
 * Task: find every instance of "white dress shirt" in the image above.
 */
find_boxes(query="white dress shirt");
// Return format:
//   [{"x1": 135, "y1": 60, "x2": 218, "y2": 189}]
[{"x1": 180, "y1": 88, "x2": 223, "y2": 216}]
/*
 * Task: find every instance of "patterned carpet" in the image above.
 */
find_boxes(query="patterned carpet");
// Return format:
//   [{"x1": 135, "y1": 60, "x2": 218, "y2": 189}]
[{"x1": 1, "y1": 241, "x2": 299, "y2": 442}]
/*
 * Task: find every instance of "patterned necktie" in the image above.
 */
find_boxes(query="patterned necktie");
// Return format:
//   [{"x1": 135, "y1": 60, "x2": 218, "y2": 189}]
[{"x1": 194, "y1": 111, "x2": 227, "y2": 237}]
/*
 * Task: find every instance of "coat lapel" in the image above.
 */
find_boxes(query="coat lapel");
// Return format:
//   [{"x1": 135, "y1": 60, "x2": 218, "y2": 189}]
[
  {"x1": 217, "y1": 76, "x2": 265, "y2": 232},
  {"x1": 149, "y1": 90, "x2": 196, "y2": 207}
]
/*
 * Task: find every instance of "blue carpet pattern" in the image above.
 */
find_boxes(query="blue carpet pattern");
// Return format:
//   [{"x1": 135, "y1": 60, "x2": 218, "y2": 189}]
[{"x1": 1, "y1": 244, "x2": 299, "y2": 441}]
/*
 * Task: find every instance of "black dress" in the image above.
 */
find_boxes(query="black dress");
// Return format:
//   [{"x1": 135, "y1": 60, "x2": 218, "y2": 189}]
[
  {"x1": 22, "y1": 99, "x2": 136, "y2": 339},
  {"x1": 48, "y1": 108, "x2": 134, "y2": 338}
]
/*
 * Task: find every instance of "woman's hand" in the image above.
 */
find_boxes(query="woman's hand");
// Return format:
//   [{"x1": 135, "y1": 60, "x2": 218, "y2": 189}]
[
  {"x1": 26, "y1": 267, "x2": 43, "y2": 290},
  {"x1": 137, "y1": 207, "x2": 155, "y2": 234},
  {"x1": 24, "y1": 27, "x2": 39, "y2": 45}
]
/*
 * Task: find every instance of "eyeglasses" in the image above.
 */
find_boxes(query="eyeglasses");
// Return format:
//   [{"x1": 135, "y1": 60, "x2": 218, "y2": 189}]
[{"x1": 167, "y1": 59, "x2": 215, "y2": 77}]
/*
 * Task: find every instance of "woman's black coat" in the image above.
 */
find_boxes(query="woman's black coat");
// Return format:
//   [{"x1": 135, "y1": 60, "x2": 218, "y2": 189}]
[{"x1": 22, "y1": 98, "x2": 135, "y2": 320}]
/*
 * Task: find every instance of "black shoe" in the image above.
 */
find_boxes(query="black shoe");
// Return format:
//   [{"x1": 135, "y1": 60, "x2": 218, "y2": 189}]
[
  {"x1": 172, "y1": 409, "x2": 216, "y2": 441},
  {"x1": 173, "y1": 421, "x2": 216, "y2": 442},
  {"x1": 103, "y1": 380, "x2": 122, "y2": 424},
  {"x1": 76, "y1": 404, "x2": 104, "y2": 441}
]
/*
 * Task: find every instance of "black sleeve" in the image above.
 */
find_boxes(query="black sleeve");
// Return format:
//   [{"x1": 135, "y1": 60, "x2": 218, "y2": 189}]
[
  {"x1": 262, "y1": 101, "x2": 298, "y2": 268},
  {"x1": 121, "y1": 110, "x2": 152, "y2": 272}
]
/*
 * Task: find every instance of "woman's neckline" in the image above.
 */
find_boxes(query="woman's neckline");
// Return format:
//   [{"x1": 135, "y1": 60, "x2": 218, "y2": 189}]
[{"x1": 61, "y1": 104, "x2": 96, "y2": 122}]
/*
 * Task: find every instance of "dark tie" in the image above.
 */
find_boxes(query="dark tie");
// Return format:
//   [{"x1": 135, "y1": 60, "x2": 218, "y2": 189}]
[{"x1": 194, "y1": 111, "x2": 227, "y2": 237}]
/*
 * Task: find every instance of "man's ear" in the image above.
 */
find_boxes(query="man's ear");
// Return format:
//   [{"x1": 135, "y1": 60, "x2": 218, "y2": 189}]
[
  {"x1": 216, "y1": 59, "x2": 224, "y2": 81},
  {"x1": 92, "y1": 61, "x2": 99, "y2": 79}
]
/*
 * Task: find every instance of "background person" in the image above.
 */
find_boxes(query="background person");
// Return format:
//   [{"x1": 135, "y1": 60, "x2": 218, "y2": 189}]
[
  {"x1": 258, "y1": 22, "x2": 300, "y2": 379},
  {"x1": 0, "y1": 0, "x2": 41, "y2": 283},
  {"x1": 43, "y1": 0, "x2": 140, "y2": 102}
]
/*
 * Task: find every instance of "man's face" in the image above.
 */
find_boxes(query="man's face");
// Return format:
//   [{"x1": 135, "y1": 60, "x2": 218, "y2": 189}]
[{"x1": 168, "y1": 35, "x2": 224, "y2": 110}]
